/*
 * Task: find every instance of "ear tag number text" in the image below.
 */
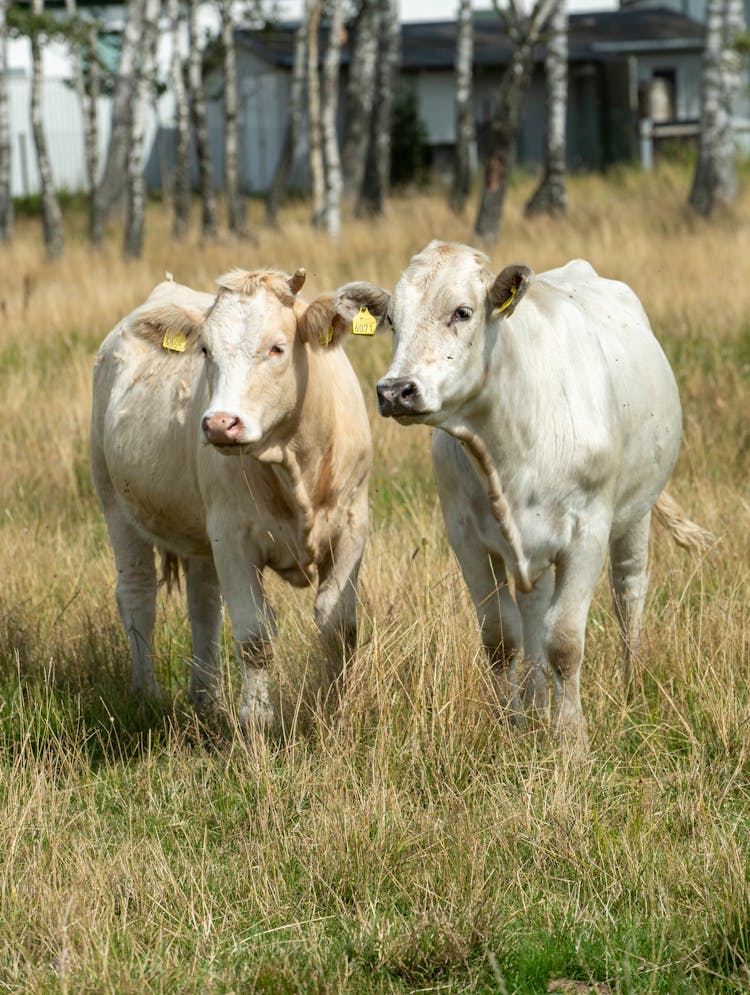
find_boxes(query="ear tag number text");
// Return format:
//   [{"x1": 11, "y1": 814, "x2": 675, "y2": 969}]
[{"x1": 351, "y1": 306, "x2": 377, "y2": 336}]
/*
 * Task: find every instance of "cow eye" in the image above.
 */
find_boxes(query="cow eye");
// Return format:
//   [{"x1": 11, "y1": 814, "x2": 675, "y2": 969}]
[
  {"x1": 200, "y1": 344, "x2": 208, "y2": 357},
  {"x1": 269, "y1": 344, "x2": 285, "y2": 356},
  {"x1": 452, "y1": 306, "x2": 473, "y2": 324}
]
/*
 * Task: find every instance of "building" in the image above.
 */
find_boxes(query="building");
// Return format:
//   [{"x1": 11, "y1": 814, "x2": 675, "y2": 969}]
[{"x1": 3, "y1": 1, "x2": 749, "y2": 197}]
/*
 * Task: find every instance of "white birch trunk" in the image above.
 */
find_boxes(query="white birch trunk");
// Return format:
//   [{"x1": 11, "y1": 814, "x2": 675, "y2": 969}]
[
  {"x1": 123, "y1": 0, "x2": 160, "y2": 258},
  {"x1": 689, "y1": 0, "x2": 746, "y2": 214},
  {"x1": 357, "y1": 0, "x2": 400, "y2": 216},
  {"x1": 307, "y1": 0, "x2": 325, "y2": 228},
  {"x1": 525, "y1": 0, "x2": 568, "y2": 216},
  {"x1": 321, "y1": 0, "x2": 344, "y2": 238},
  {"x1": 0, "y1": 0, "x2": 12, "y2": 243},
  {"x1": 474, "y1": 0, "x2": 555, "y2": 240},
  {"x1": 265, "y1": 17, "x2": 306, "y2": 225},
  {"x1": 168, "y1": 0, "x2": 191, "y2": 240},
  {"x1": 31, "y1": 0, "x2": 63, "y2": 259},
  {"x1": 451, "y1": 0, "x2": 475, "y2": 213},
  {"x1": 188, "y1": 0, "x2": 217, "y2": 239},
  {"x1": 221, "y1": 0, "x2": 247, "y2": 236},
  {"x1": 341, "y1": 0, "x2": 379, "y2": 199},
  {"x1": 65, "y1": 0, "x2": 103, "y2": 247},
  {"x1": 101, "y1": 0, "x2": 144, "y2": 220}
]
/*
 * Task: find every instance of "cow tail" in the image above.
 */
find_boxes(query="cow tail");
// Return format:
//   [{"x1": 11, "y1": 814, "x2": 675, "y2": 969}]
[
  {"x1": 652, "y1": 490, "x2": 715, "y2": 553},
  {"x1": 159, "y1": 551, "x2": 183, "y2": 595}
]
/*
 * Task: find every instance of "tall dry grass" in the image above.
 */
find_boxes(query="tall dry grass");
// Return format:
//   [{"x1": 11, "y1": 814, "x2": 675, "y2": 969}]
[{"x1": 0, "y1": 164, "x2": 749, "y2": 992}]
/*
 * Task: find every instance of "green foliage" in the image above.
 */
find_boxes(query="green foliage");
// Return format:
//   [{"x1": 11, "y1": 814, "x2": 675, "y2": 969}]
[{"x1": 390, "y1": 86, "x2": 430, "y2": 188}]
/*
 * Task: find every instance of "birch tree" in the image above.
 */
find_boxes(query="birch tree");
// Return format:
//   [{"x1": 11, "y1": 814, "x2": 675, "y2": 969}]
[
  {"x1": 220, "y1": 0, "x2": 247, "y2": 236},
  {"x1": 123, "y1": 0, "x2": 160, "y2": 258},
  {"x1": 525, "y1": 0, "x2": 568, "y2": 217},
  {"x1": 475, "y1": 0, "x2": 555, "y2": 240},
  {"x1": 168, "y1": 0, "x2": 191, "y2": 239},
  {"x1": 689, "y1": 0, "x2": 746, "y2": 214},
  {"x1": 341, "y1": 0, "x2": 378, "y2": 199},
  {"x1": 187, "y1": 0, "x2": 218, "y2": 239},
  {"x1": 307, "y1": 0, "x2": 325, "y2": 227},
  {"x1": 100, "y1": 0, "x2": 144, "y2": 220},
  {"x1": 321, "y1": 0, "x2": 344, "y2": 237},
  {"x1": 357, "y1": 0, "x2": 400, "y2": 217},
  {"x1": 30, "y1": 0, "x2": 63, "y2": 259},
  {"x1": 266, "y1": 17, "x2": 306, "y2": 225},
  {"x1": 65, "y1": 0, "x2": 103, "y2": 247},
  {"x1": 0, "y1": 0, "x2": 12, "y2": 244},
  {"x1": 450, "y1": 0, "x2": 474, "y2": 213}
]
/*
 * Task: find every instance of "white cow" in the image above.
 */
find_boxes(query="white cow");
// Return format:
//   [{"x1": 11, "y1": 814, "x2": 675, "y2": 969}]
[
  {"x1": 91, "y1": 268, "x2": 372, "y2": 730},
  {"x1": 337, "y1": 241, "x2": 707, "y2": 739}
]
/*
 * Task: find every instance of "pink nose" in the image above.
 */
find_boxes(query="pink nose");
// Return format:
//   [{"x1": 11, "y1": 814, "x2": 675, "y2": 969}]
[{"x1": 202, "y1": 411, "x2": 243, "y2": 445}]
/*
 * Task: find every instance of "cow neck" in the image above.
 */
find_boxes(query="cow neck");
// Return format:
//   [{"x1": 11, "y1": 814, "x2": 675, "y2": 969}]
[
  {"x1": 264, "y1": 346, "x2": 337, "y2": 569},
  {"x1": 447, "y1": 423, "x2": 532, "y2": 594}
]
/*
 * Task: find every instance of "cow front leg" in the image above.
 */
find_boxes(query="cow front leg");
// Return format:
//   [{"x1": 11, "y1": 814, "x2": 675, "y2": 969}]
[
  {"x1": 516, "y1": 566, "x2": 554, "y2": 713},
  {"x1": 545, "y1": 525, "x2": 610, "y2": 744},
  {"x1": 211, "y1": 542, "x2": 276, "y2": 733},
  {"x1": 185, "y1": 556, "x2": 224, "y2": 718},
  {"x1": 314, "y1": 522, "x2": 367, "y2": 680},
  {"x1": 107, "y1": 517, "x2": 161, "y2": 702}
]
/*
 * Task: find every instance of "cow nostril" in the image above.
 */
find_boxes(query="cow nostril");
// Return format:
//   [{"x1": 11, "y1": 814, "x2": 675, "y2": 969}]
[
  {"x1": 203, "y1": 412, "x2": 243, "y2": 441},
  {"x1": 399, "y1": 382, "x2": 416, "y2": 401}
]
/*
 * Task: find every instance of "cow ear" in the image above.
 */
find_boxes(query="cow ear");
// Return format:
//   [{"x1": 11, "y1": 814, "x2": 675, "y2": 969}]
[
  {"x1": 334, "y1": 282, "x2": 391, "y2": 326},
  {"x1": 297, "y1": 283, "x2": 392, "y2": 349},
  {"x1": 133, "y1": 302, "x2": 208, "y2": 352},
  {"x1": 489, "y1": 264, "x2": 534, "y2": 318}
]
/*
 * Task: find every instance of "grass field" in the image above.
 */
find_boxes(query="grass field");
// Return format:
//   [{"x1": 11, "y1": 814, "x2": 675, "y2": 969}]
[{"x1": 1, "y1": 165, "x2": 749, "y2": 993}]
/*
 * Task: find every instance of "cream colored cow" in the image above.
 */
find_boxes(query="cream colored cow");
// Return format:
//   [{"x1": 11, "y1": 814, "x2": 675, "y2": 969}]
[
  {"x1": 91, "y1": 269, "x2": 371, "y2": 730},
  {"x1": 337, "y1": 241, "x2": 709, "y2": 741}
]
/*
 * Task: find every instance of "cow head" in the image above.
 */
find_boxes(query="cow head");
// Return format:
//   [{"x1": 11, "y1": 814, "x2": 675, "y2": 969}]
[
  {"x1": 135, "y1": 268, "x2": 362, "y2": 457},
  {"x1": 338, "y1": 241, "x2": 534, "y2": 427},
  {"x1": 200, "y1": 268, "x2": 373, "y2": 455}
]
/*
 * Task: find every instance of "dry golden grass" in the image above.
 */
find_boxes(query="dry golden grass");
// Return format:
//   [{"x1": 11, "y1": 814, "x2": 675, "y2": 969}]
[{"x1": 0, "y1": 164, "x2": 749, "y2": 992}]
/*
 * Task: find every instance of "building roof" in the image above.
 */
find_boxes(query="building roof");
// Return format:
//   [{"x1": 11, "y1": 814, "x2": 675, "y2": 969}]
[{"x1": 237, "y1": 6, "x2": 704, "y2": 71}]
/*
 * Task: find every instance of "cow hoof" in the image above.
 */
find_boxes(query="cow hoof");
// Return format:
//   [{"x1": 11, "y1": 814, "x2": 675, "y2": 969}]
[
  {"x1": 130, "y1": 678, "x2": 165, "y2": 705},
  {"x1": 239, "y1": 700, "x2": 275, "y2": 736}
]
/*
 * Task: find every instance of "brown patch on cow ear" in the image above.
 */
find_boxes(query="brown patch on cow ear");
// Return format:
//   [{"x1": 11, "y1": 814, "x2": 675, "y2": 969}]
[
  {"x1": 297, "y1": 295, "x2": 350, "y2": 349},
  {"x1": 288, "y1": 269, "x2": 306, "y2": 295},
  {"x1": 133, "y1": 302, "x2": 207, "y2": 352},
  {"x1": 335, "y1": 282, "x2": 391, "y2": 326},
  {"x1": 489, "y1": 264, "x2": 534, "y2": 318}
]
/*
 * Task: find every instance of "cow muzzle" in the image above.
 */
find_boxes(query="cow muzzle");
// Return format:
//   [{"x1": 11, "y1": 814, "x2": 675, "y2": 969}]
[
  {"x1": 202, "y1": 411, "x2": 246, "y2": 448},
  {"x1": 376, "y1": 378, "x2": 424, "y2": 418}
]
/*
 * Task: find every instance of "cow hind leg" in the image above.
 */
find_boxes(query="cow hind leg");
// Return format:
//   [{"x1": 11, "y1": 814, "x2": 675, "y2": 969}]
[
  {"x1": 185, "y1": 557, "x2": 224, "y2": 718},
  {"x1": 608, "y1": 512, "x2": 650, "y2": 697}
]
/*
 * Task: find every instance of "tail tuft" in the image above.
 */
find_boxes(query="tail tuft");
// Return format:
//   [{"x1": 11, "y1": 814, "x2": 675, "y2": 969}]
[
  {"x1": 653, "y1": 491, "x2": 715, "y2": 553},
  {"x1": 159, "y1": 551, "x2": 183, "y2": 595}
]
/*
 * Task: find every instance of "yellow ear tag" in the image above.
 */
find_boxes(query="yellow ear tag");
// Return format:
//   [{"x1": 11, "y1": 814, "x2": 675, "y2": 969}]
[
  {"x1": 162, "y1": 329, "x2": 187, "y2": 352},
  {"x1": 497, "y1": 285, "x2": 517, "y2": 314},
  {"x1": 351, "y1": 305, "x2": 377, "y2": 336},
  {"x1": 319, "y1": 325, "x2": 334, "y2": 347}
]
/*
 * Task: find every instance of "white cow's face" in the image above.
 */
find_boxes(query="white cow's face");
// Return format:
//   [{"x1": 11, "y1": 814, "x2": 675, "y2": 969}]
[
  {"x1": 372, "y1": 242, "x2": 533, "y2": 428},
  {"x1": 200, "y1": 278, "x2": 302, "y2": 452},
  {"x1": 198, "y1": 269, "x2": 354, "y2": 456}
]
